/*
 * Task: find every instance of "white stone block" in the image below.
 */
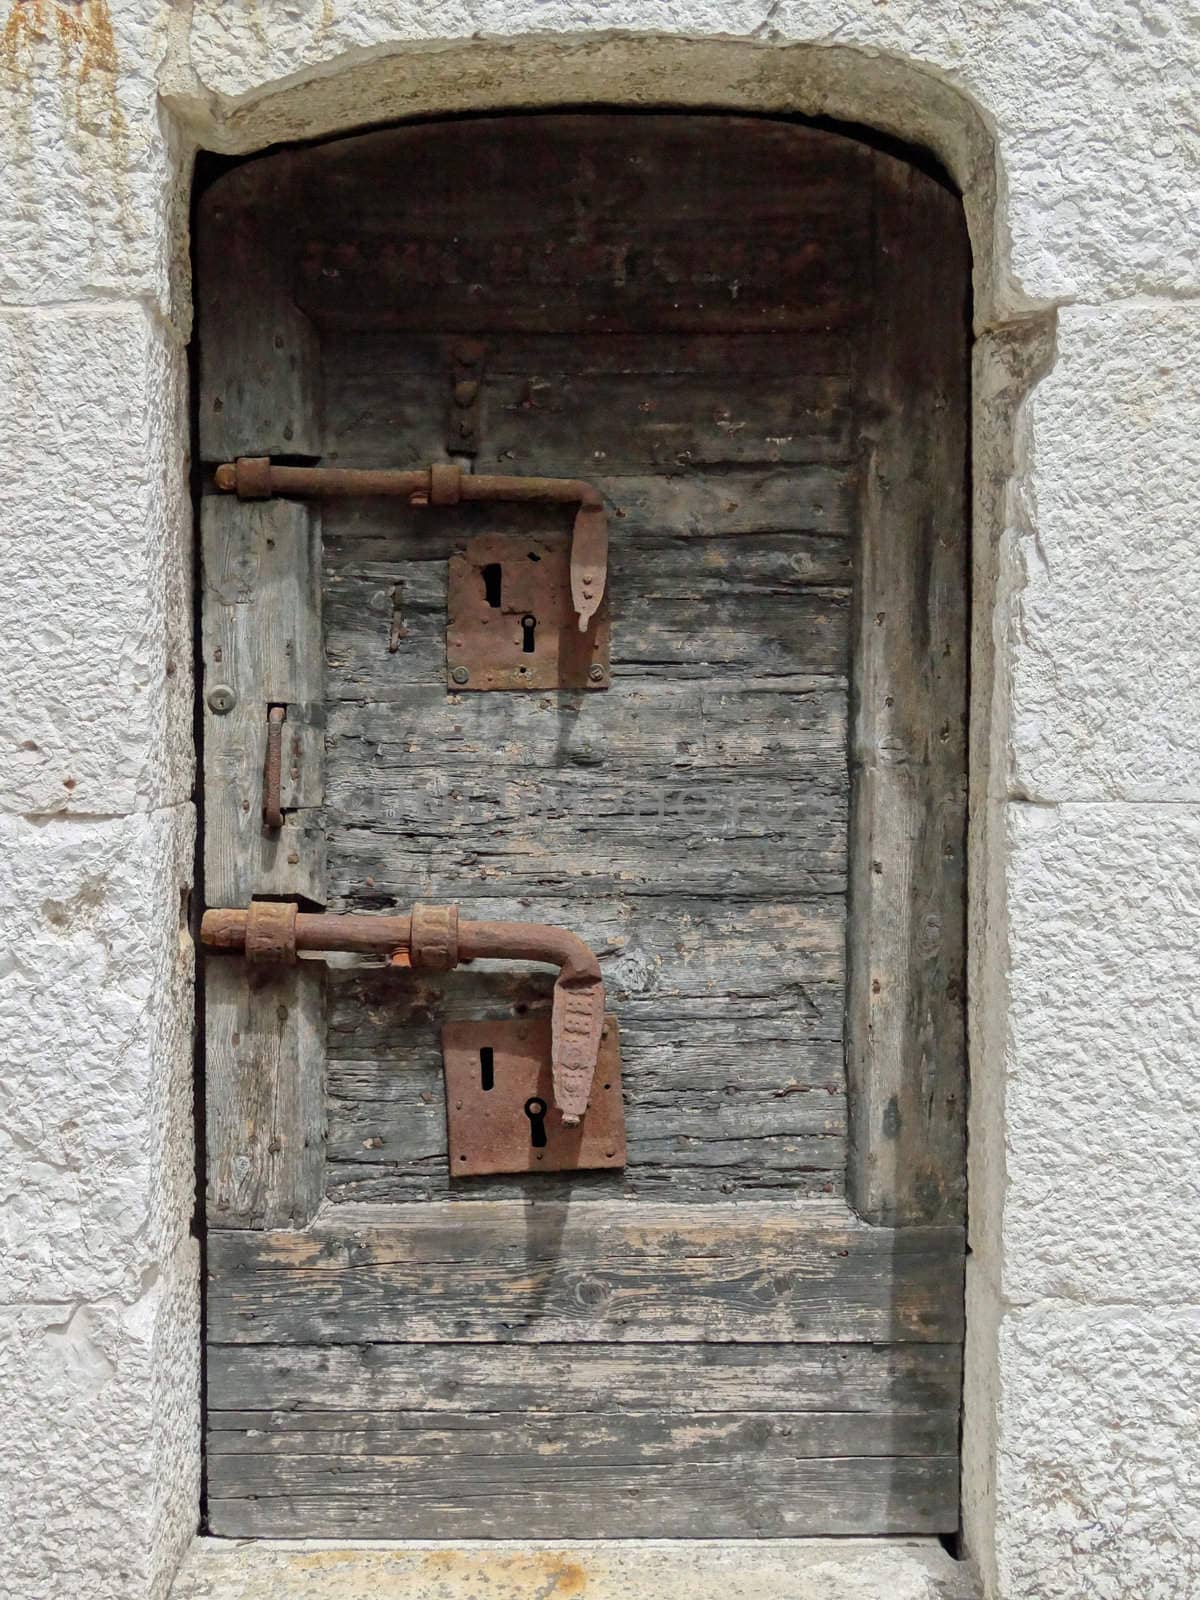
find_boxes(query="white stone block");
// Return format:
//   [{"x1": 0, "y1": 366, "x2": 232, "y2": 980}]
[
  {"x1": 995, "y1": 1303, "x2": 1200, "y2": 1600},
  {"x1": 0, "y1": 0, "x2": 182, "y2": 313},
  {"x1": 0, "y1": 1235, "x2": 200, "y2": 1600},
  {"x1": 0, "y1": 306, "x2": 193, "y2": 815},
  {"x1": 1002, "y1": 801, "x2": 1200, "y2": 1305},
  {"x1": 1010, "y1": 306, "x2": 1200, "y2": 801},
  {"x1": 169, "y1": 1534, "x2": 977, "y2": 1600},
  {"x1": 0, "y1": 807, "x2": 195, "y2": 1303},
  {"x1": 178, "y1": 1, "x2": 1200, "y2": 305}
]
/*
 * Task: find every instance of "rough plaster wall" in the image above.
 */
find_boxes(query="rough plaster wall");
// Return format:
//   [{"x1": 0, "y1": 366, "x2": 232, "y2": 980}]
[{"x1": 1, "y1": 4, "x2": 1198, "y2": 1599}]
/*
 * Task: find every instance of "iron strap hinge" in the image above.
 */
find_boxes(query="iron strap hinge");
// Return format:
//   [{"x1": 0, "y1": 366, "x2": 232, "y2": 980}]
[{"x1": 215, "y1": 456, "x2": 609, "y2": 632}]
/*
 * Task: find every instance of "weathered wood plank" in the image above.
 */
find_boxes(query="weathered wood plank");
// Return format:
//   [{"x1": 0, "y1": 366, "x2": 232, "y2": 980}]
[
  {"x1": 327, "y1": 774, "x2": 845, "y2": 902},
  {"x1": 324, "y1": 897, "x2": 846, "y2": 1030},
  {"x1": 207, "y1": 1202, "x2": 965, "y2": 1345},
  {"x1": 325, "y1": 676, "x2": 848, "y2": 769},
  {"x1": 199, "y1": 190, "x2": 329, "y2": 1231},
  {"x1": 209, "y1": 1407, "x2": 957, "y2": 1462},
  {"x1": 479, "y1": 372, "x2": 853, "y2": 474},
  {"x1": 324, "y1": 539, "x2": 851, "y2": 693},
  {"x1": 207, "y1": 1452, "x2": 958, "y2": 1538},
  {"x1": 845, "y1": 153, "x2": 970, "y2": 1227},
  {"x1": 323, "y1": 364, "x2": 853, "y2": 473},
  {"x1": 292, "y1": 115, "x2": 874, "y2": 335},
  {"x1": 324, "y1": 1010, "x2": 847, "y2": 1203},
  {"x1": 205, "y1": 950, "x2": 326, "y2": 1231},
  {"x1": 197, "y1": 161, "x2": 321, "y2": 461},
  {"x1": 201, "y1": 496, "x2": 326, "y2": 907},
  {"x1": 318, "y1": 467, "x2": 856, "y2": 550},
  {"x1": 327, "y1": 1059, "x2": 844, "y2": 1192},
  {"x1": 325, "y1": 331, "x2": 854, "y2": 385},
  {"x1": 207, "y1": 1338, "x2": 962, "y2": 1416}
]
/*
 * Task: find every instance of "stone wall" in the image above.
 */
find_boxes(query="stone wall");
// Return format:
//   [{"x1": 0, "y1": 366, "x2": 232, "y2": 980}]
[{"x1": 1, "y1": 4, "x2": 1197, "y2": 1598}]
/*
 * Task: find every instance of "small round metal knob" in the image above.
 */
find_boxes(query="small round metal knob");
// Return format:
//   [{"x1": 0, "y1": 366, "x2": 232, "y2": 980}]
[
  {"x1": 588, "y1": 664, "x2": 605, "y2": 683},
  {"x1": 207, "y1": 685, "x2": 237, "y2": 714},
  {"x1": 450, "y1": 666, "x2": 470, "y2": 685}
]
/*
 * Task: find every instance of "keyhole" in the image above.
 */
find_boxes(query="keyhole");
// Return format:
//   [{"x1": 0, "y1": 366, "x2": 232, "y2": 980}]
[
  {"x1": 479, "y1": 1046, "x2": 494, "y2": 1092},
  {"x1": 482, "y1": 563, "x2": 503, "y2": 608},
  {"x1": 524, "y1": 1096, "x2": 548, "y2": 1148},
  {"x1": 521, "y1": 614, "x2": 537, "y2": 653}
]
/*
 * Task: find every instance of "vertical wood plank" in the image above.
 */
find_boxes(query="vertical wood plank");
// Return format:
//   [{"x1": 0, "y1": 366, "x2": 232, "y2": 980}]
[
  {"x1": 846, "y1": 154, "x2": 971, "y2": 1226},
  {"x1": 197, "y1": 165, "x2": 321, "y2": 462},
  {"x1": 199, "y1": 167, "x2": 327, "y2": 1229},
  {"x1": 201, "y1": 497, "x2": 326, "y2": 907},
  {"x1": 206, "y1": 960, "x2": 326, "y2": 1229}
]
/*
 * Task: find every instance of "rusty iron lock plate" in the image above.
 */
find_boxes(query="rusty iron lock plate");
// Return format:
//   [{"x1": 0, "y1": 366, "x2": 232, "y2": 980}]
[
  {"x1": 443, "y1": 1016, "x2": 625, "y2": 1176},
  {"x1": 447, "y1": 533, "x2": 610, "y2": 691}
]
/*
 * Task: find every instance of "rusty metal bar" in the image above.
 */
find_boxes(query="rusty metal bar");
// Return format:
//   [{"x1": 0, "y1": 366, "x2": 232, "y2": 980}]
[
  {"x1": 201, "y1": 901, "x2": 605, "y2": 1123},
  {"x1": 214, "y1": 456, "x2": 608, "y2": 631},
  {"x1": 262, "y1": 705, "x2": 286, "y2": 829}
]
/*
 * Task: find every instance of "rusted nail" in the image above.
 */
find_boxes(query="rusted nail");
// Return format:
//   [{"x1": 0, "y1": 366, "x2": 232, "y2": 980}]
[{"x1": 451, "y1": 666, "x2": 470, "y2": 685}]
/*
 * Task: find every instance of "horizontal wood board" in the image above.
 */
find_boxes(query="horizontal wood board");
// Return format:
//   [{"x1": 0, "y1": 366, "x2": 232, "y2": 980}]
[
  {"x1": 289, "y1": 116, "x2": 876, "y2": 334},
  {"x1": 207, "y1": 1202, "x2": 964, "y2": 1345}
]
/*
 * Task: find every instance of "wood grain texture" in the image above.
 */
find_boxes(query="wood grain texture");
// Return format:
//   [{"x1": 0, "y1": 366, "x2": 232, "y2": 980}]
[
  {"x1": 205, "y1": 960, "x2": 326, "y2": 1230},
  {"x1": 197, "y1": 111, "x2": 971, "y2": 1539},
  {"x1": 289, "y1": 115, "x2": 874, "y2": 335},
  {"x1": 845, "y1": 153, "x2": 971, "y2": 1227},
  {"x1": 201, "y1": 496, "x2": 326, "y2": 908},
  {"x1": 197, "y1": 159, "x2": 322, "y2": 461},
  {"x1": 207, "y1": 1201, "x2": 965, "y2": 1346},
  {"x1": 199, "y1": 192, "x2": 329, "y2": 1230},
  {"x1": 207, "y1": 1337, "x2": 962, "y2": 1415},
  {"x1": 207, "y1": 1453, "x2": 958, "y2": 1538}
]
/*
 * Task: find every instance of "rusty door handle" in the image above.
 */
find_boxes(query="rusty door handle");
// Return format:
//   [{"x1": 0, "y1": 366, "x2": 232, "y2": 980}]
[
  {"x1": 201, "y1": 901, "x2": 605, "y2": 1124},
  {"x1": 262, "y1": 705, "x2": 286, "y2": 829},
  {"x1": 215, "y1": 457, "x2": 608, "y2": 632}
]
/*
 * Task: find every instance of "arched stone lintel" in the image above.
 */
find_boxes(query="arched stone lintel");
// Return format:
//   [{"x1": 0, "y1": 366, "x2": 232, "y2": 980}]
[{"x1": 161, "y1": 31, "x2": 1025, "y2": 330}]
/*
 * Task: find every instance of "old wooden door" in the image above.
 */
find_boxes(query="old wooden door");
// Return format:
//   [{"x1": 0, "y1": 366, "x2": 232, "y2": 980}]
[{"x1": 197, "y1": 115, "x2": 969, "y2": 1539}]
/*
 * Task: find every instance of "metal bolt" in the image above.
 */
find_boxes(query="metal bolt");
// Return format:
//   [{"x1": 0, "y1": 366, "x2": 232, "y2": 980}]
[
  {"x1": 450, "y1": 666, "x2": 470, "y2": 686},
  {"x1": 588, "y1": 664, "x2": 605, "y2": 683},
  {"x1": 207, "y1": 685, "x2": 236, "y2": 714}
]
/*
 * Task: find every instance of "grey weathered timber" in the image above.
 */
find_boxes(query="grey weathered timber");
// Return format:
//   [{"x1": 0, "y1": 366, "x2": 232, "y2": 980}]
[
  {"x1": 205, "y1": 961, "x2": 326, "y2": 1230},
  {"x1": 196, "y1": 160, "x2": 322, "y2": 463},
  {"x1": 845, "y1": 153, "x2": 971, "y2": 1227},
  {"x1": 207, "y1": 1202, "x2": 965, "y2": 1346},
  {"x1": 326, "y1": 1062, "x2": 846, "y2": 1203},
  {"x1": 207, "y1": 1453, "x2": 958, "y2": 1539},
  {"x1": 207, "y1": 1338, "x2": 962, "y2": 1415},
  {"x1": 198, "y1": 113, "x2": 971, "y2": 1539},
  {"x1": 325, "y1": 545, "x2": 852, "y2": 688},
  {"x1": 210, "y1": 1406, "x2": 956, "y2": 1459},
  {"x1": 199, "y1": 165, "x2": 328, "y2": 1229},
  {"x1": 201, "y1": 497, "x2": 326, "y2": 908},
  {"x1": 290, "y1": 116, "x2": 874, "y2": 335},
  {"x1": 325, "y1": 676, "x2": 849, "y2": 768}
]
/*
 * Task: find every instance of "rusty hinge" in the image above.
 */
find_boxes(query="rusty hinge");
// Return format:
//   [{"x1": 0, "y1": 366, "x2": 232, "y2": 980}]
[
  {"x1": 202, "y1": 900, "x2": 606, "y2": 1123},
  {"x1": 215, "y1": 457, "x2": 608, "y2": 633}
]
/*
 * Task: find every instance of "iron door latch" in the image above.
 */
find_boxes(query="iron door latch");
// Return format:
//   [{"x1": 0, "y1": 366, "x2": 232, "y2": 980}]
[
  {"x1": 202, "y1": 900, "x2": 607, "y2": 1124},
  {"x1": 215, "y1": 456, "x2": 608, "y2": 633}
]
